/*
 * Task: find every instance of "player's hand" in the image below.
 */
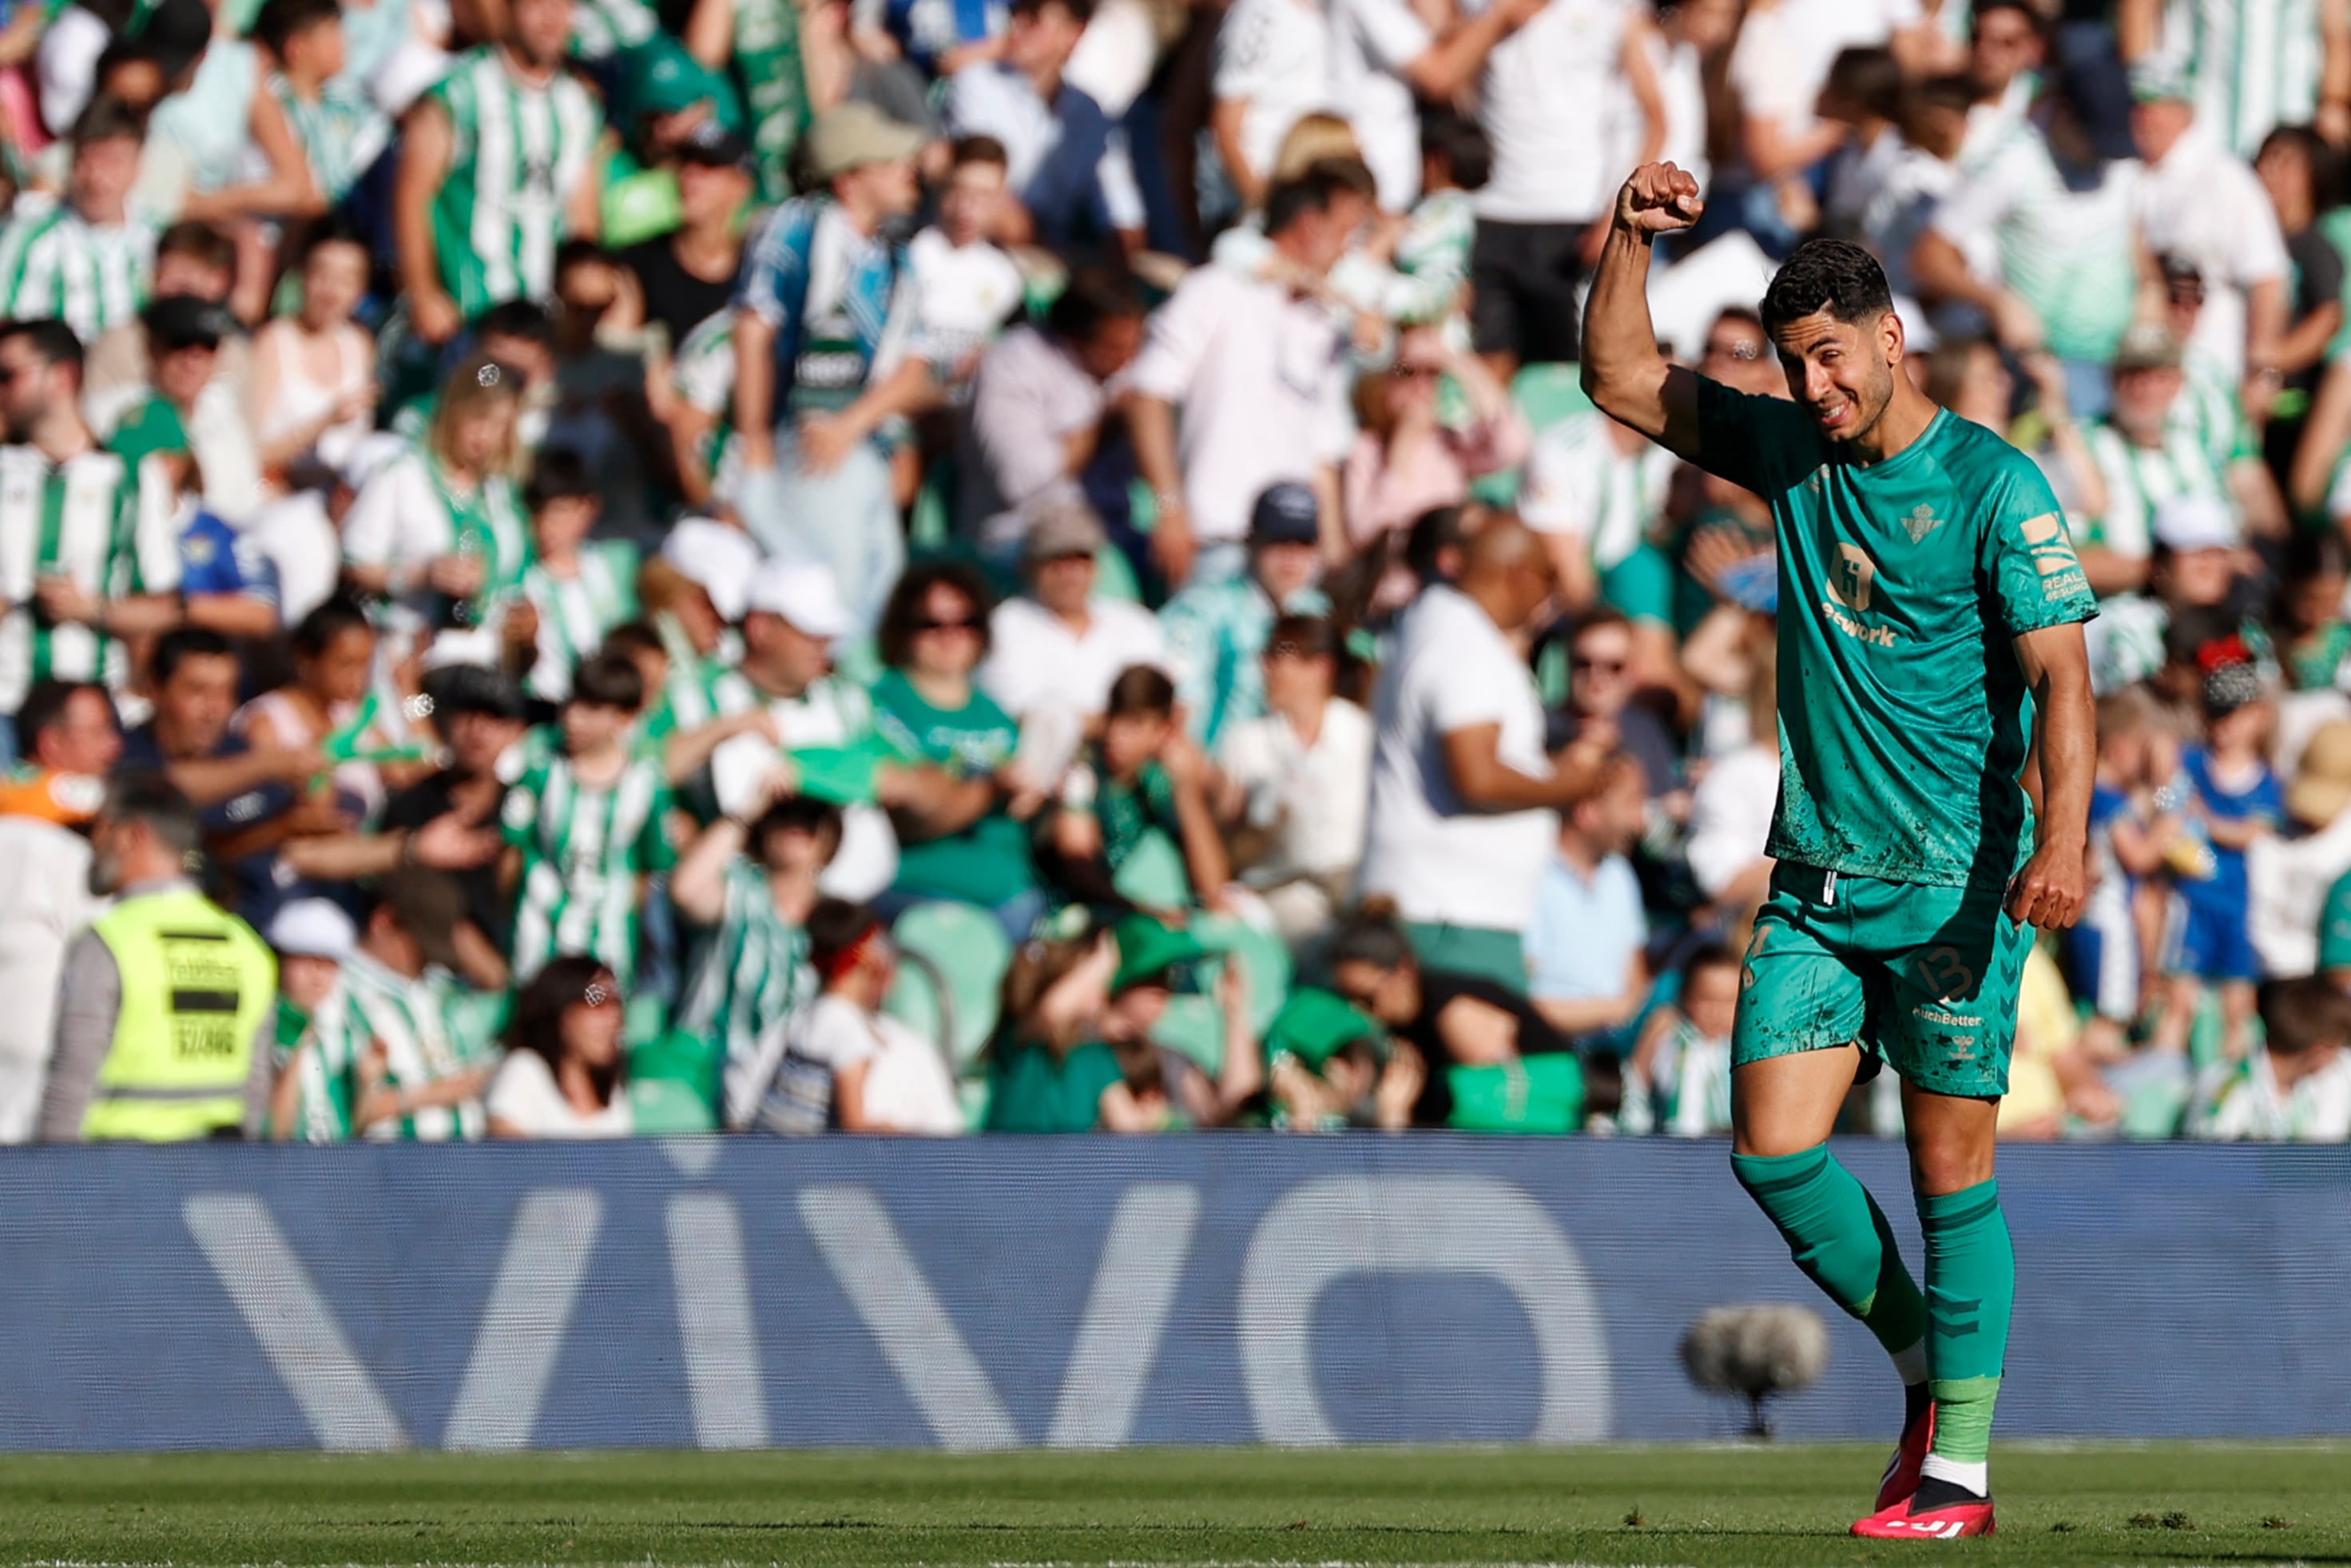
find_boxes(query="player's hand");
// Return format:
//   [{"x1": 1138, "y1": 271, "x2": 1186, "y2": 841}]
[
  {"x1": 2005, "y1": 840, "x2": 2086, "y2": 930},
  {"x1": 1613, "y1": 162, "x2": 1705, "y2": 237}
]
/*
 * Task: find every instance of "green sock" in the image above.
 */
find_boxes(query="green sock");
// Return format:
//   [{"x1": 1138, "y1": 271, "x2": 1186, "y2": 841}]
[
  {"x1": 1917, "y1": 1178, "x2": 2014, "y2": 1465},
  {"x1": 1730, "y1": 1145, "x2": 1929, "y2": 1359}
]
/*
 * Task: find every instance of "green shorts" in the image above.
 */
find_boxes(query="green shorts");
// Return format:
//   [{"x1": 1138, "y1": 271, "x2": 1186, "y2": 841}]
[{"x1": 1731, "y1": 863, "x2": 2028, "y2": 1099}]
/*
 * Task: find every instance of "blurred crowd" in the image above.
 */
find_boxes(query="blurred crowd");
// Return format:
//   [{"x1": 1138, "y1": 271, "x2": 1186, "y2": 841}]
[{"x1": 1, "y1": 0, "x2": 2349, "y2": 1145}]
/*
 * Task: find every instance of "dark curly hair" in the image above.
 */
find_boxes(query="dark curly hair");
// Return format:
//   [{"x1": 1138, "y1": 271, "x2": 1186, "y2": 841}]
[
  {"x1": 876, "y1": 558, "x2": 995, "y2": 670},
  {"x1": 1759, "y1": 238, "x2": 1894, "y2": 337}
]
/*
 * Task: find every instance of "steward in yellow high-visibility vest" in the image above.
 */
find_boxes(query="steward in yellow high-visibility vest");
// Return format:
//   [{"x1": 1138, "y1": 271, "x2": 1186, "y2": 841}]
[{"x1": 37, "y1": 773, "x2": 276, "y2": 1141}]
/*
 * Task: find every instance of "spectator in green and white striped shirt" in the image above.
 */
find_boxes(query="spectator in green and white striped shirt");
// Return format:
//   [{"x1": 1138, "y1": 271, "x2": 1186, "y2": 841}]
[
  {"x1": 668, "y1": 781, "x2": 840, "y2": 1129},
  {"x1": 264, "y1": 896, "x2": 360, "y2": 1142},
  {"x1": 254, "y1": 0, "x2": 394, "y2": 208},
  {"x1": 393, "y1": 0, "x2": 607, "y2": 344},
  {"x1": 500, "y1": 649, "x2": 680, "y2": 986},
  {"x1": 344, "y1": 871, "x2": 500, "y2": 1142},
  {"x1": 0, "y1": 98, "x2": 157, "y2": 347},
  {"x1": 517, "y1": 448, "x2": 640, "y2": 704}
]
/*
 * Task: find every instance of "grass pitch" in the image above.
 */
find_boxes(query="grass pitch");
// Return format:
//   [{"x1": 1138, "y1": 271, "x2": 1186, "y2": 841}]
[{"x1": 2, "y1": 1443, "x2": 2345, "y2": 1567}]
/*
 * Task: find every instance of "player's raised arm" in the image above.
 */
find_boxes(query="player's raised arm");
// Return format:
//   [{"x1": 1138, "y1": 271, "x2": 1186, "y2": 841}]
[{"x1": 1580, "y1": 163, "x2": 1708, "y2": 460}]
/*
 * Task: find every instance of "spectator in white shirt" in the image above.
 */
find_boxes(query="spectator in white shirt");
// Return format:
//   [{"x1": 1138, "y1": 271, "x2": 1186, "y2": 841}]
[
  {"x1": 1959, "y1": 0, "x2": 2045, "y2": 172},
  {"x1": 486, "y1": 955, "x2": 633, "y2": 1137},
  {"x1": 957, "y1": 267, "x2": 1147, "y2": 565},
  {"x1": 1359, "y1": 515, "x2": 1610, "y2": 992},
  {"x1": 978, "y1": 492, "x2": 1168, "y2": 772},
  {"x1": 1467, "y1": 0, "x2": 1661, "y2": 375},
  {"x1": 907, "y1": 136, "x2": 1027, "y2": 399},
  {"x1": 1327, "y1": 0, "x2": 1551, "y2": 212},
  {"x1": 2131, "y1": 60, "x2": 2289, "y2": 386},
  {"x1": 1213, "y1": 613, "x2": 1371, "y2": 943},
  {"x1": 744, "y1": 899, "x2": 964, "y2": 1133},
  {"x1": 1130, "y1": 160, "x2": 1368, "y2": 587},
  {"x1": 1209, "y1": 0, "x2": 1333, "y2": 214}
]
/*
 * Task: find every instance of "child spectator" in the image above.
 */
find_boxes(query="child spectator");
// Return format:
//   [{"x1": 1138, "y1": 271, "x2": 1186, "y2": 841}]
[
  {"x1": 1043, "y1": 664, "x2": 1228, "y2": 914},
  {"x1": 517, "y1": 448, "x2": 640, "y2": 703},
  {"x1": 2187, "y1": 975, "x2": 2351, "y2": 1141},
  {"x1": 2066, "y1": 692, "x2": 2177, "y2": 1062},
  {"x1": 500, "y1": 650, "x2": 677, "y2": 986},
  {"x1": 486, "y1": 955, "x2": 634, "y2": 1137},
  {"x1": 737, "y1": 899, "x2": 964, "y2": 1133},
  {"x1": 2154, "y1": 661, "x2": 2281, "y2": 1062},
  {"x1": 1622, "y1": 943, "x2": 1737, "y2": 1137},
  {"x1": 255, "y1": 0, "x2": 392, "y2": 208},
  {"x1": 907, "y1": 136, "x2": 1025, "y2": 399}
]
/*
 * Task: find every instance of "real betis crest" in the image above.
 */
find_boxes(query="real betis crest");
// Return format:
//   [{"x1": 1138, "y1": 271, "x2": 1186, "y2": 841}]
[{"x1": 1901, "y1": 503, "x2": 1943, "y2": 544}]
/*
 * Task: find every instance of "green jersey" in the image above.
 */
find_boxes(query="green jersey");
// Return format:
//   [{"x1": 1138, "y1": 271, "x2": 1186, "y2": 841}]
[
  {"x1": 870, "y1": 668, "x2": 1034, "y2": 906},
  {"x1": 0, "y1": 447, "x2": 177, "y2": 711},
  {"x1": 97, "y1": 395, "x2": 190, "y2": 469},
  {"x1": 520, "y1": 540, "x2": 639, "y2": 702},
  {"x1": 426, "y1": 47, "x2": 604, "y2": 315},
  {"x1": 502, "y1": 727, "x2": 677, "y2": 984},
  {"x1": 731, "y1": 0, "x2": 812, "y2": 204},
  {"x1": 0, "y1": 203, "x2": 154, "y2": 346},
  {"x1": 281, "y1": 989, "x2": 356, "y2": 1143},
  {"x1": 335, "y1": 953, "x2": 490, "y2": 1141},
  {"x1": 2170, "y1": 0, "x2": 2322, "y2": 160},
  {"x1": 1693, "y1": 381, "x2": 2098, "y2": 890},
  {"x1": 686, "y1": 858, "x2": 818, "y2": 1124},
  {"x1": 269, "y1": 72, "x2": 391, "y2": 204},
  {"x1": 982, "y1": 1038, "x2": 1123, "y2": 1132}
]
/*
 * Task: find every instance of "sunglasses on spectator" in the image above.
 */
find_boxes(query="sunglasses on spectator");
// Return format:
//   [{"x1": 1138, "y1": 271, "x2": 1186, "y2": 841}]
[
  {"x1": 1571, "y1": 655, "x2": 1629, "y2": 675},
  {"x1": 1265, "y1": 638, "x2": 1330, "y2": 660},
  {"x1": 1390, "y1": 361, "x2": 1445, "y2": 380},
  {"x1": 911, "y1": 615, "x2": 979, "y2": 633},
  {"x1": 1706, "y1": 338, "x2": 1762, "y2": 361}
]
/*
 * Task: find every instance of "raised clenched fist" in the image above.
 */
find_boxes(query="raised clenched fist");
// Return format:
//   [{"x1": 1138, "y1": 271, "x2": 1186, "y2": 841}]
[{"x1": 1614, "y1": 162, "x2": 1706, "y2": 236}]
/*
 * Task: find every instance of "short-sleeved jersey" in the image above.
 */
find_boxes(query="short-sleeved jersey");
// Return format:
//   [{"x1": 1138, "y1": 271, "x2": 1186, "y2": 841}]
[
  {"x1": 426, "y1": 48, "x2": 604, "y2": 315},
  {"x1": 0, "y1": 447, "x2": 179, "y2": 710},
  {"x1": 1693, "y1": 379, "x2": 2098, "y2": 890},
  {"x1": 502, "y1": 728, "x2": 677, "y2": 985}
]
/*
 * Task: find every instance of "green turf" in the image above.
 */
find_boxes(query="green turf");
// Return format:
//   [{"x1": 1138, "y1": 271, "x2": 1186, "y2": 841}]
[{"x1": 2, "y1": 1444, "x2": 2344, "y2": 1566}]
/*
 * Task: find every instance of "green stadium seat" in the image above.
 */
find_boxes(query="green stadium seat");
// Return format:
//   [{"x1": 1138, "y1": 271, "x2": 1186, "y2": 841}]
[
  {"x1": 627, "y1": 1077, "x2": 717, "y2": 1135},
  {"x1": 1112, "y1": 827, "x2": 1193, "y2": 909},
  {"x1": 1150, "y1": 992, "x2": 1225, "y2": 1076},
  {"x1": 1191, "y1": 914, "x2": 1292, "y2": 1038},
  {"x1": 886, "y1": 899, "x2": 1015, "y2": 1074},
  {"x1": 1512, "y1": 362, "x2": 1593, "y2": 435},
  {"x1": 1093, "y1": 541, "x2": 1144, "y2": 605}
]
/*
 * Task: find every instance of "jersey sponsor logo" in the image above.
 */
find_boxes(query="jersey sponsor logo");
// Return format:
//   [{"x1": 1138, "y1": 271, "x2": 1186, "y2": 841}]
[
  {"x1": 2017, "y1": 511, "x2": 2085, "y2": 601},
  {"x1": 1900, "y1": 503, "x2": 1943, "y2": 544},
  {"x1": 1821, "y1": 596, "x2": 1897, "y2": 647}
]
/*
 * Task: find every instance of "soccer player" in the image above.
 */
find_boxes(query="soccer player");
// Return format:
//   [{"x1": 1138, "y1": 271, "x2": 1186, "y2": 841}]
[{"x1": 1582, "y1": 164, "x2": 2097, "y2": 1540}]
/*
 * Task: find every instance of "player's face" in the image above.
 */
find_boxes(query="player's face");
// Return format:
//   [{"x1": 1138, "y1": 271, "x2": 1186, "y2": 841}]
[{"x1": 1770, "y1": 308, "x2": 1896, "y2": 443}]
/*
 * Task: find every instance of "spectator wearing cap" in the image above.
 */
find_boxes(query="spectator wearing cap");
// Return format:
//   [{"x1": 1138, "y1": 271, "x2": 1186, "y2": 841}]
[
  {"x1": 486, "y1": 956, "x2": 634, "y2": 1138},
  {"x1": 1129, "y1": 163, "x2": 1369, "y2": 588},
  {"x1": 618, "y1": 121, "x2": 757, "y2": 351},
  {"x1": 697, "y1": 558, "x2": 910, "y2": 901},
  {"x1": 1158, "y1": 481, "x2": 1331, "y2": 753},
  {"x1": 943, "y1": 0, "x2": 1144, "y2": 254},
  {"x1": 380, "y1": 663, "x2": 531, "y2": 988},
  {"x1": 731, "y1": 101, "x2": 936, "y2": 639},
  {"x1": 393, "y1": 0, "x2": 606, "y2": 344},
  {"x1": 976, "y1": 494, "x2": 1168, "y2": 774},
  {"x1": 2079, "y1": 325, "x2": 2254, "y2": 597},
  {"x1": 0, "y1": 692, "x2": 110, "y2": 1141},
  {"x1": 956, "y1": 266, "x2": 1147, "y2": 570},
  {"x1": 0, "y1": 97, "x2": 157, "y2": 345},
  {"x1": 88, "y1": 293, "x2": 263, "y2": 524},
  {"x1": 0, "y1": 320, "x2": 185, "y2": 765},
  {"x1": 1211, "y1": 613, "x2": 1372, "y2": 944},
  {"x1": 906, "y1": 137, "x2": 1026, "y2": 401},
  {"x1": 2130, "y1": 59, "x2": 2289, "y2": 387},
  {"x1": 264, "y1": 895, "x2": 358, "y2": 1141},
  {"x1": 324, "y1": 871, "x2": 498, "y2": 1141},
  {"x1": 637, "y1": 518, "x2": 761, "y2": 745}
]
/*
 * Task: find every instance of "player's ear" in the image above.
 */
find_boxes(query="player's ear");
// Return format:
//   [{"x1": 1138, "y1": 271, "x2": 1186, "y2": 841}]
[{"x1": 1880, "y1": 309, "x2": 1904, "y2": 366}]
